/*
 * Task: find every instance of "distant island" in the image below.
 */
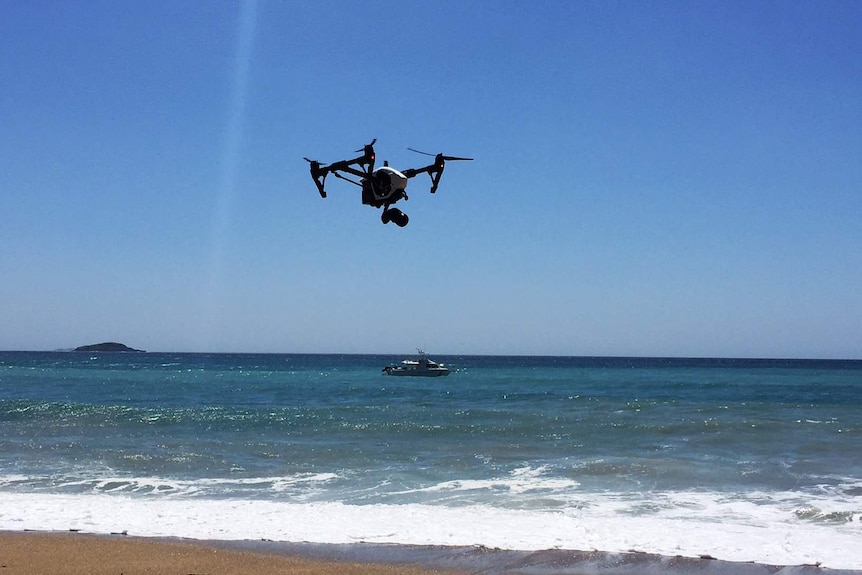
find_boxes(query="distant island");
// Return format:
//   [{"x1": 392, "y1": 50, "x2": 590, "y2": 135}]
[{"x1": 74, "y1": 342, "x2": 145, "y2": 352}]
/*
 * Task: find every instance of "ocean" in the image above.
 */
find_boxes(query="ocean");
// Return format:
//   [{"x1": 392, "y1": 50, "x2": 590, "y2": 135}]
[{"x1": 1, "y1": 352, "x2": 860, "y2": 571}]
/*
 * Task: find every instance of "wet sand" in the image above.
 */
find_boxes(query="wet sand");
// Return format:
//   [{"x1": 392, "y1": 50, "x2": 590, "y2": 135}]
[{"x1": 2, "y1": 531, "x2": 858, "y2": 575}]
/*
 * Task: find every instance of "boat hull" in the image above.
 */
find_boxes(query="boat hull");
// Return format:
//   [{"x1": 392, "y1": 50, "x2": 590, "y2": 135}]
[{"x1": 383, "y1": 367, "x2": 450, "y2": 377}]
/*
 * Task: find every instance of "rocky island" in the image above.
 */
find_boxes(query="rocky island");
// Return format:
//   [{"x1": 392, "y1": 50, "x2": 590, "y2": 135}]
[{"x1": 74, "y1": 342, "x2": 145, "y2": 352}]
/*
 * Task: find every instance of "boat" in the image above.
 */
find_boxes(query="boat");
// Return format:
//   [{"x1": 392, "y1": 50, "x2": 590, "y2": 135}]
[{"x1": 382, "y1": 349, "x2": 450, "y2": 377}]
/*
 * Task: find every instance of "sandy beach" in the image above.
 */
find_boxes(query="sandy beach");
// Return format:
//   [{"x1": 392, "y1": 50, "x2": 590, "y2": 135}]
[
  {"x1": 5, "y1": 531, "x2": 857, "y2": 575},
  {"x1": 0, "y1": 532, "x2": 464, "y2": 575}
]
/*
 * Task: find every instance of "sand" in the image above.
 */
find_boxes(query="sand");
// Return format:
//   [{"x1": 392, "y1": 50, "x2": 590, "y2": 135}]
[
  {"x1": 0, "y1": 532, "x2": 465, "y2": 575},
  {"x1": 3, "y1": 532, "x2": 854, "y2": 575}
]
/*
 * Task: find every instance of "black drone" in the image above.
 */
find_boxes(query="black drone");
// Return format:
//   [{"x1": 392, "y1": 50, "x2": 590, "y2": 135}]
[{"x1": 304, "y1": 139, "x2": 472, "y2": 226}]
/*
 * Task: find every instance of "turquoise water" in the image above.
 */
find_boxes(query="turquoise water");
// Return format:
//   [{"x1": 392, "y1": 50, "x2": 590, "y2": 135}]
[{"x1": 1, "y1": 352, "x2": 861, "y2": 568}]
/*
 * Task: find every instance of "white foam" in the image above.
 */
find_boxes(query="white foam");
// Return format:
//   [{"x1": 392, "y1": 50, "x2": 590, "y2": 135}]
[
  {"x1": 393, "y1": 465, "x2": 581, "y2": 497},
  {"x1": 0, "y1": 490, "x2": 859, "y2": 570},
  {"x1": 0, "y1": 472, "x2": 341, "y2": 498}
]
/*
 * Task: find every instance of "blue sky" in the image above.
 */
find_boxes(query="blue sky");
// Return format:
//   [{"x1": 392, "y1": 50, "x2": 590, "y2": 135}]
[{"x1": 2, "y1": 1, "x2": 860, "y2": 357}]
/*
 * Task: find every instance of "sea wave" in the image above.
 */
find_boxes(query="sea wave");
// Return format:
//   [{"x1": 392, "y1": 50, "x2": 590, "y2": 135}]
[{"x1": 1, "y1": 489, "x2": 860, "y2": 570}]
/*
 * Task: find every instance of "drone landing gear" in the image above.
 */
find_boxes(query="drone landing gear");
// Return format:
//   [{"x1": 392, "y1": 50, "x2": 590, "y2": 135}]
[{"x1": 381, "y1": 207, "x2": 409, "y2": 227}]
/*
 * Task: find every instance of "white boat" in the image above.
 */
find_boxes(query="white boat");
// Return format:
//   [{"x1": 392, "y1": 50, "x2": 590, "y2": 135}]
[{"x1": 382, "y1": 350, "x2": 450, "y2": 377}]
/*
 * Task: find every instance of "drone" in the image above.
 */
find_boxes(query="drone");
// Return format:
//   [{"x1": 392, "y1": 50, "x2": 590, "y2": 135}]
[{"x1": 304, "y1": 139, "x2": 472, "y2": 226}]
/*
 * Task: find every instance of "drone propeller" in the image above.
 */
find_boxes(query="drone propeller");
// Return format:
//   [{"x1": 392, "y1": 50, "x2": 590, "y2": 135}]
[
  {"x1": 407, "y1": 148, "x2": 473, "y2": 162},
  {"x1": 403, "y1": 148, "x2": 473, "y2": 195},
  {"x1": 407, "y1": 148, "x2": 473, "y2": 161},
  {"x1": 407, "y1": 147, "x2": 434, "y2": 157},
  {"x1": 303, "y1": 156, "x2": 327, "y2": 176},
  {"x1": 355, "y1": 138, "x2": 377, "y2": 153}
]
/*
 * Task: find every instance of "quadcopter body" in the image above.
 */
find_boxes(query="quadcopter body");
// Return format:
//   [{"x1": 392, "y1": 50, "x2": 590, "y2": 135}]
[
  {"x1": 304, "y1": 139, "x2": 472, "y2": 227},
  {"x1": 363, "y1": 165, "x2": 409, "y2": 209}
]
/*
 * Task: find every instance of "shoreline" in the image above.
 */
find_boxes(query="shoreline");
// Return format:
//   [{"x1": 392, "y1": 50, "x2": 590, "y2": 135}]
[{"x1": 3, "y1": 531, "x2": 860, "y2": 575}]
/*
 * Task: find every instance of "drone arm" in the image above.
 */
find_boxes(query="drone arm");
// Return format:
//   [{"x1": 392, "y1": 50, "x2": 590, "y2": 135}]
[
  {"x1": 403, "y1": 161, "x2": 446, "y2": 194},
  {"x1": 331, "y1": 170, "x2": 363, "y2": 187},
  {"x1": 306, "y1": 160, "x2": 328, "y2": 198},
  {"x1": 428, "y1": 168, "x2": 444, "y2": 193},
  {"x1": 325, "y1": 150, "x2": 374, "y2": 174},
  {"x1": 306, "y1": 143, "x2": 376, "y2": 197}
]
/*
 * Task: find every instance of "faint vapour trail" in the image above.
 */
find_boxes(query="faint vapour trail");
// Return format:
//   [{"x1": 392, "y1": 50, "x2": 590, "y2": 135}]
[{"x1": 200, "y1": 0, "x2": 258, "y2": 349}]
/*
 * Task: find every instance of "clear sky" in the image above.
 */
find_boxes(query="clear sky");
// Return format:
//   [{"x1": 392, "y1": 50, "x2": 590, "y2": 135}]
[{"x1": 2, "y1": 1, "x2": 860, "y2": 358}]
